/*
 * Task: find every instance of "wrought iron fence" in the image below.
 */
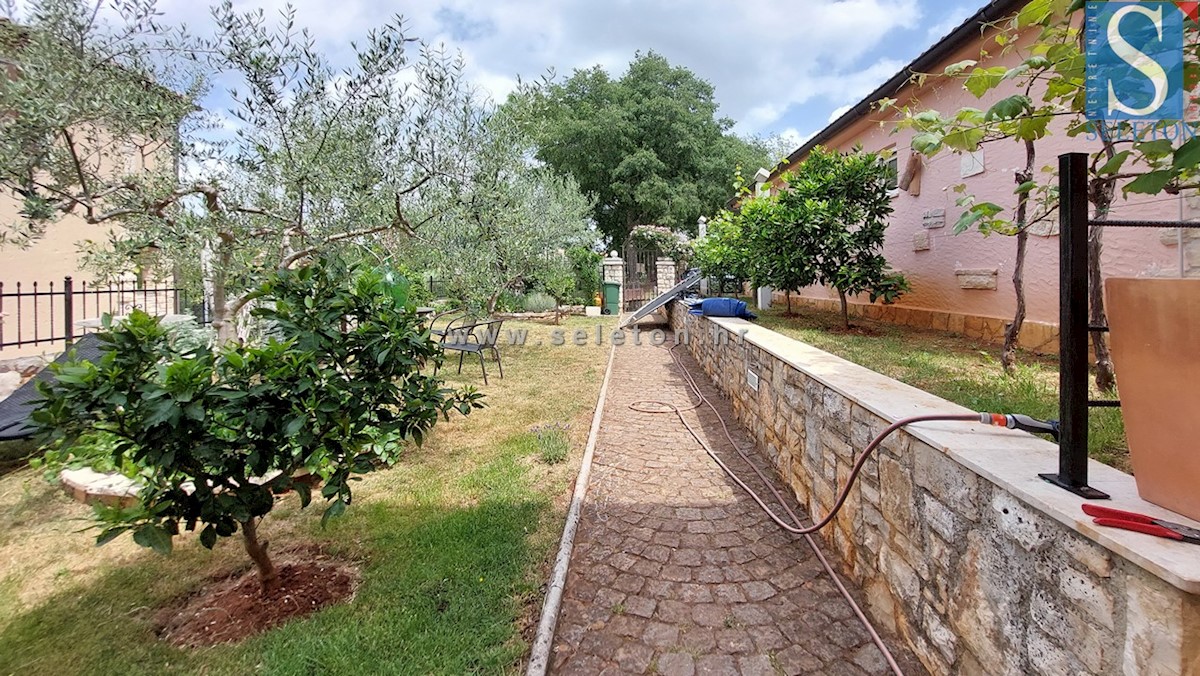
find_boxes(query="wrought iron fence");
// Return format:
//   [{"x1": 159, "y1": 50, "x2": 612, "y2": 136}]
[
  {"x1": 0, "y1": 277, "x2": 209, "y2": 352},
  {"x1": 428, "y1": 278, "x2": 449, "y2": 300}
]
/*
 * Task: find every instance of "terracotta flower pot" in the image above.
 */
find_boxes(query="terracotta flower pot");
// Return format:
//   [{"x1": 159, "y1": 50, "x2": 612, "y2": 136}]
[{"x1": 1105, "y1": 277, "x2": 1200, "y2": 521}]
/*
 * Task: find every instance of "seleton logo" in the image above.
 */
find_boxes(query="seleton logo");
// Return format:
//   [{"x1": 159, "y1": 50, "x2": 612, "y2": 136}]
[{"x1": 1085, "y1": 1, "x2": 1191, "y2": 121}]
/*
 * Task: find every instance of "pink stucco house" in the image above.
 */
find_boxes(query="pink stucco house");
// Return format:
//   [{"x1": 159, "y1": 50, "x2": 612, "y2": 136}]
[{"x1": 762, "y1": 0, "x2": 1198, "y2": 353}]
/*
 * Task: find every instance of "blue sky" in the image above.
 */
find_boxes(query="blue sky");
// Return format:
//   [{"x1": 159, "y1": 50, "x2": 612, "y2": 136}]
[{"x1": 156, "y1": 0, "x2": 983, "y2": 152}]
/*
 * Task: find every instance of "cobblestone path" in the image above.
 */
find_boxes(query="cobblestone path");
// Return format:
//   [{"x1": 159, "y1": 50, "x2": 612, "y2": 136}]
[{"x1": 550, "y1": 336, "x2": 925, "y2": 675}]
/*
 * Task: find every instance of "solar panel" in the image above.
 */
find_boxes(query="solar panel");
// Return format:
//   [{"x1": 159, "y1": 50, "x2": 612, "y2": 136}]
[{"x1": 617, "y1": 270, "x2": 702, "y2": 329}]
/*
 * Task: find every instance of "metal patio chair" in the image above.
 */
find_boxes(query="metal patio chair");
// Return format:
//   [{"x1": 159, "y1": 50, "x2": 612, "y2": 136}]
[
  {"x1": 428, "y1": 308, "x2": 468, "y2": 342},
  {"x1": 436, "y1": 318, "x2": 505, "y2": 385}
]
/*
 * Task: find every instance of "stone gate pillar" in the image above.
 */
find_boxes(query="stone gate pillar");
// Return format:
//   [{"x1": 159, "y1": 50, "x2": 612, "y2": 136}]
[
  {"x1": 655, "y1": 257, "x2": 676, "y2": 296},
  {"x1": 756, "y1": 286, "x2": 773, "y2": 310},
  {"x1": 602, "y1": 251, "x2": 623, "y2": 312}
]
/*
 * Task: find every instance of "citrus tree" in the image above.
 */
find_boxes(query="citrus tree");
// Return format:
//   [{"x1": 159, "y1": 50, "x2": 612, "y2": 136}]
[
  {"x1": 695, "y1": 149, "x2": 907, "y2": 326},
  {"x1": 692, "y1": 207, "x2": 753, "y2": 293},
  {"x1": 33, "y1": 259, "x2": 484, "y2": 590},
  {"x1": 783, "y1": 147, "x2": 907, "y2": 327}
]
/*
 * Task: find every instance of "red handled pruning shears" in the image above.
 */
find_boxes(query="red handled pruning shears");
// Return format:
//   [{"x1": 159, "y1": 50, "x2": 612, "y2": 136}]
[{"x1": 1082, "y1": 504, "x2": 1200, "y2": 545}]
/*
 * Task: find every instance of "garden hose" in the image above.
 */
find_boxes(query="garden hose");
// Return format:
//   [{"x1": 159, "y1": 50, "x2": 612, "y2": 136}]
[{"x1": 631, "y1": 342, "x2": 1061, "y2": 676}]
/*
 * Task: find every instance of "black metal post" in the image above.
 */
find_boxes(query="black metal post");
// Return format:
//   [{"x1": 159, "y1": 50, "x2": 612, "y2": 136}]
[
  {"x1": 63, "y1": 276, "x2": 74, "y2": 348},
  {"x1": 1040, "y1": 153, "x2": 1109, "y2": 499}
]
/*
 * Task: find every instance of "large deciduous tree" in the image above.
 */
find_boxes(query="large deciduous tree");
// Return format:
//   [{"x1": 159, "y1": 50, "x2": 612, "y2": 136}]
[
  {"x1": 0, "y1": 0, "x2": 481, "y2": 343},
  {"x1": 512, "y1": 51, "x2": 769, "y2": 246}
]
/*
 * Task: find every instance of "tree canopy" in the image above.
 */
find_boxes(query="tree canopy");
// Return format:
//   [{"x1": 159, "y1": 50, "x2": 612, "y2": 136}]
[
  {"x1": 511, "y1": 51, "x2": 769, "y2": 246},
  {"x1": 400, "y1": 110, "x2": 594, "y2": 313},
  {"x1": 694, "y1": 147, "x2": 907, "y2": 327},
  {"x1": 34, "y1": 259, "x2": 484, "y2": 589},
  {"x1": 1, "y1": 0, "x2": 483, "y2": 342}
]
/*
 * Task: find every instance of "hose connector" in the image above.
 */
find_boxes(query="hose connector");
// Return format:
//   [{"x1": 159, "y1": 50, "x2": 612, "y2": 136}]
[{"x1": 979, "y1": 412, "x2": 1060, "y2": 441}]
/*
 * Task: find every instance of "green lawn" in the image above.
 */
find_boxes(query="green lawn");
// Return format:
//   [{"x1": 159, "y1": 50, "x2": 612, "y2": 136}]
[
  {"x1": 0, "y1": 316, "x2": 613, "y2": 675},
  {"x1": 752, "y1": 305, "x2": 1128, "y2": 472}
]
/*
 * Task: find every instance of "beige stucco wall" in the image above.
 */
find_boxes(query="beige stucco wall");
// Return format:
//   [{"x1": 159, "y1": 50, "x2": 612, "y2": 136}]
[
  {"x1": 0, "y1": 129, "x2": 172, "y2": 359},
  {"x1": 0, "y1": 197, "x2": 119, "y2": 287},
  {"x1": 771, "y1": 22, "x2": 1196, "y2": 328}
]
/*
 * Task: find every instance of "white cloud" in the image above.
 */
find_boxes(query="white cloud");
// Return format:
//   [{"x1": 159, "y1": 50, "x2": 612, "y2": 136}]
[
  {"x1": 778, "y1": 128, "x2": 809, "y2": 148},
  {"x1": 925, "y1": 4, "x2": 976, "y2": 42},
  {"x1": 828, "y1": 104, "x2": 853, "y2": 124},
  {"x1": 158, "y1": 0, "x2": 927, "y2": 137},
  {"x1": 771, "y1": 127, "x2": 816, "y2": 159}
]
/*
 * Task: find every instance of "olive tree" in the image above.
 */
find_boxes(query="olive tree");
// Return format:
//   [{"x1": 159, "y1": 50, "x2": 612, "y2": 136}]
[
  {"x1": 0, "y1": 0, "x2": 482, "y2": 343},
  {"x1": 33, "y1": 259, "x2": 484, "y2": 590},
  {"x1": 411, "y1": 110, "x2": 594, "y2": 313}
]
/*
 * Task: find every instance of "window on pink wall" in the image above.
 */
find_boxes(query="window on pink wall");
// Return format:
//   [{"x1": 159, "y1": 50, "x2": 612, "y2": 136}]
[{"x1": 882, "y1": 150, "x2": 899, "y2": 194}]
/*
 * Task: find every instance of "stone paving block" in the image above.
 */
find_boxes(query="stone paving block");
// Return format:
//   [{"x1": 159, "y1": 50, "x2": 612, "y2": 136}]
[
  {"x1": 642, "y1": 621, "x2": 679, "y2": 648},
  {"x1": 550, "y1": 338, "x2": 924, "y2": 674},
  {"x1": 695, "y1": 654, "x2": 737, "y2": 675},
  {"x1": 625, "y1": 595, "x2": 657, "y2": 619},
  {"x1": 738, "y1": 654, "x2": 775, "y2": 676},
  {"x1": 657, "y1": 652, "x2": 695, "y2": 676}
]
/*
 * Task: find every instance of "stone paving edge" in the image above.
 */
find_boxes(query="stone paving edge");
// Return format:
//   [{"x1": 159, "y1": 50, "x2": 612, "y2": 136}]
[{"x1": 526, "y1": 341, "x2": 618, "y2": 676}]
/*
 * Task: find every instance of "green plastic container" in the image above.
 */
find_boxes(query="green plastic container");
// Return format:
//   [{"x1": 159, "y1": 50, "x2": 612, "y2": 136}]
[{"x1": 602, "y1": 282, "x2": 621, "y2": 315}]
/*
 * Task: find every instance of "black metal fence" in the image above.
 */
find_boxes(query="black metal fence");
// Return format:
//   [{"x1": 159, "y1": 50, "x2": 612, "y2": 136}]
[
  {"x1": 428, "y1": 278, "x2": 449, "y2": 300},
  {"x1": 0, "y1": 277, "x2": 208, "y2": 352}
]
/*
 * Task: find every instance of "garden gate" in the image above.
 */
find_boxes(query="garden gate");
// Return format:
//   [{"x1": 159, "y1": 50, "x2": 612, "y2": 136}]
[{"x1": 622, "y1": 246, "x2": 658, "y2": 311}]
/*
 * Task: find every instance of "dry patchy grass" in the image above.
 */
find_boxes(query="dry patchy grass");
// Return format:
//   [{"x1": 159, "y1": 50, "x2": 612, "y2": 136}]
[
  {"x1": 754, "y1": 305, "x2": 1128, "y2": 471},
  {"x1": 0, "y1": 316, "x2": 613, "y2": 675}
]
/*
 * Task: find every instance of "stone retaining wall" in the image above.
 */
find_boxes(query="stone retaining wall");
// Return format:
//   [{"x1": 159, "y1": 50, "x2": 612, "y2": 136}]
[{"x1": 669, "y1": 302, "x2": 1200, "y2": 675}]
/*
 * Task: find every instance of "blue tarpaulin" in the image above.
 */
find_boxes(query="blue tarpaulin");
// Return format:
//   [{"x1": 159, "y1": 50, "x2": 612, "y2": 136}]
[
  {"x1": 0, "y1": 334, "x2": 104, "y2": 440},
  {"x1": 688, "y1": 297, "x2": 757, "y2": 320}
]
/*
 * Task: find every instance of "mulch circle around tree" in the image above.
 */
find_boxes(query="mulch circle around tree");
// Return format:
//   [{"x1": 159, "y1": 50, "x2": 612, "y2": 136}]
[{"x1": 155, "y1": 553, "x2": 360, "y2": 648}]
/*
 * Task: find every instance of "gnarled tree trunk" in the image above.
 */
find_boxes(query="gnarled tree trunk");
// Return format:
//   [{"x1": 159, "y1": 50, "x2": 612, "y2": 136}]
[
  {"x1": 1089, "y1": 126, "x2": 1118, "y2": 393},
  {"x1": 241, "y1": 517, "x2": 279, "y2": 592},
  {"x1": 1087, "y1": 207, "x2": 1116, "y2": 392},
  {"x1": 206, "y1": 233, "x2": 242, "y2": 345},
  {"x1": 837, "y1": 289, "x2": 850, "y2": 329}
]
